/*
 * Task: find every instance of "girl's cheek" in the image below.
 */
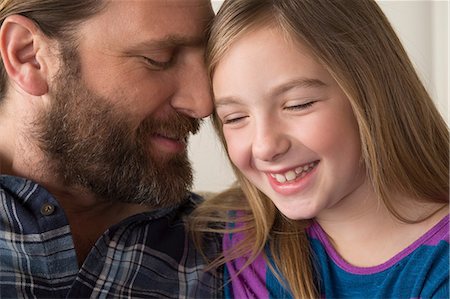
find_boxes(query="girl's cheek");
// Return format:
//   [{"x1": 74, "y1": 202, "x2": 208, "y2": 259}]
[{"x1": 226, "y1": 135, "x2": 250, "y2": 169}]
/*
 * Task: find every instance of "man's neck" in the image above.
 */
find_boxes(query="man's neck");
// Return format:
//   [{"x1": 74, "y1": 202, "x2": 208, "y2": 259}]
[
  {"x1": 5, "y1": 164, "x2": 153, "y2": 266},
  {"x1": 48, "y1": 186, "x2": 154, "y2": 266}
]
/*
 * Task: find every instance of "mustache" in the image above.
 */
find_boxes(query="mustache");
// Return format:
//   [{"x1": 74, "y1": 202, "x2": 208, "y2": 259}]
[{"x1": 138, "y1": 113, "x2": 202, "y2": 141}]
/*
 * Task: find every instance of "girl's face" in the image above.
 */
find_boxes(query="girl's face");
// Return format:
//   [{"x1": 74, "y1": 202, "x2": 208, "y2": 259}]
[{"x1": 213, "y1": 27, "x2": 369, "y2": 220}]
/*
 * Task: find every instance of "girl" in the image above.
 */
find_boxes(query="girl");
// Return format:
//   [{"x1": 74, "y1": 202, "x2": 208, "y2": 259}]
[{"x1": 191, "y1": 0, "x2": 449, "y2": 298}]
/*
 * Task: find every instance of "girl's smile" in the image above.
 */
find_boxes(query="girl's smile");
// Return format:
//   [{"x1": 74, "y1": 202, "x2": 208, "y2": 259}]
[{"x1": 265, "y1": 160, "x2": 319, "y2": 196}]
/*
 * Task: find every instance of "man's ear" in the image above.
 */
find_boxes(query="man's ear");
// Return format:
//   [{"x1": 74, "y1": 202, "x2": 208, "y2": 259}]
[{"x1": 0, "y1": 15, "x2": 49, "y2": 96}]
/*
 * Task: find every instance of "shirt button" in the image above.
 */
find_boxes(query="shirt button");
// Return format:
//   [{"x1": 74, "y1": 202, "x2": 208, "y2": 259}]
[{"x1": 40, "y1": 203, "x2": 55, "y2": 216}]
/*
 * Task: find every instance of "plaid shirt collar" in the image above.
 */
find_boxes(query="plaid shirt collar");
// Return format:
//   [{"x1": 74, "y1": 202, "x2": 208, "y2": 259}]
[{"x1": 0, "y1": 175, "x2": 222, "y2": 298}]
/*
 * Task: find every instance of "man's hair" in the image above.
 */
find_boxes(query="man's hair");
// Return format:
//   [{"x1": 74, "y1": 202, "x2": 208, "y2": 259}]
[{"x1": 0, "y1": 0, "x2": 106, "y2": 100}]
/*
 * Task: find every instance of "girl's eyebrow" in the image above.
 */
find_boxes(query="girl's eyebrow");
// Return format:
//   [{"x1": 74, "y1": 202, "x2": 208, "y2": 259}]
[
  {"x1": 215, "y1": 77, "x2": 327, "y2": 107},
  {"x1": 214, "y1": 96, "x2": 241, "y2": 108},
  {"x1": 270, "y1": 77, "x2": 327, "y2": 98}
]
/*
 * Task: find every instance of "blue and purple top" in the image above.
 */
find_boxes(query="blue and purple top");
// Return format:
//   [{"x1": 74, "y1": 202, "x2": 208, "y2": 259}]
[{"x1": 224, "y1": 215, "x2": 449, "y2": 299}]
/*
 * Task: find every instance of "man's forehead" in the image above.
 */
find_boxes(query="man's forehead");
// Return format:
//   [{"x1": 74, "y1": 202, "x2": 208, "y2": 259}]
[
  {"x1": 105, "y1": 0, "x2": 213, "y2": 16},
  {"x1": 79, "y1": 0, "x2": 213, "y2": 49}
]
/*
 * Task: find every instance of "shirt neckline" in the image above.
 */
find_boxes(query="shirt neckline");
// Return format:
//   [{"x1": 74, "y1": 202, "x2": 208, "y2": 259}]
[{"x1": 309, "y1": 214, "x2": 449, "y2": 275}]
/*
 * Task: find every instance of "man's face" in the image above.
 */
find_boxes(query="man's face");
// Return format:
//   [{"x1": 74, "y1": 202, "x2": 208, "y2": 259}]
[{"x1": 37, "y1": 0, "x2": 214, "y2": 207}]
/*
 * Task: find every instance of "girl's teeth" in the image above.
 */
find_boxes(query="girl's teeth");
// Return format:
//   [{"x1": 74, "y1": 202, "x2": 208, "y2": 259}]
[
  {"x1": 271, "y1": 161, "x2": 317, "y2": 183},
  {"x1": 275, "y1": 174, "x2": 286, "y2": 183},
  {"x1": 285, "y1": 171, "x2": 296, "y2": 181}
]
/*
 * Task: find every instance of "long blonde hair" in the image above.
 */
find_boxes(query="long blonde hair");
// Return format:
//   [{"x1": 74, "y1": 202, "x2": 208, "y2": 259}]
[{"x1": 190, "y1": 0, "x2": 449, "y2": 297}]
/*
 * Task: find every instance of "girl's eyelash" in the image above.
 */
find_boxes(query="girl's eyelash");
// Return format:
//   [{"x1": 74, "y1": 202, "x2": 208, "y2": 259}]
[
  {"x1": 285, "y1": 101, "x2": 316, "y2": 110},
  {"x1": 223, "y1": 116, "x2": 247, "y2": 124},
  {"x1": 222, "y1": 101, "x2": 316, "y2": 124}
]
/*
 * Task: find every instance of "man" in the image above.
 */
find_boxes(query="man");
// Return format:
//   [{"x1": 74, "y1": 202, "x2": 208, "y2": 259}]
[{"x1": 0, "y1": 0, "x2": 220, "y2": 298}]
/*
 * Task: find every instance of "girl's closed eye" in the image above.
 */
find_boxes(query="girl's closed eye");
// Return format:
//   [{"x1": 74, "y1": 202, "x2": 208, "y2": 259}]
[
  {"x1": 218, "y1": 111, "x2": 249, "y2": 125},
  {"x1": 223, "y1": 114, "x2": 248, "y2": 125},
  {"x1": 284, "y1": 100, "x2": 317, "y2": 111}
]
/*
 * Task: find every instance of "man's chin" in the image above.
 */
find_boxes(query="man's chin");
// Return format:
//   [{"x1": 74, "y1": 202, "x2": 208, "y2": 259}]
[
  {"x1": 147, "y1": 148, "x2": 188, "y2": 166},
  {"x1": 121, "y1": 184, "x2": 191, "y2": 207}
]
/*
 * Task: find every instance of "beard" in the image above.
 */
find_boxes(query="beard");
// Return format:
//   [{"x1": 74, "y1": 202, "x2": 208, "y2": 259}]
[{"x1": 34, "y1": 47, "x2": 200, "y2": 208}]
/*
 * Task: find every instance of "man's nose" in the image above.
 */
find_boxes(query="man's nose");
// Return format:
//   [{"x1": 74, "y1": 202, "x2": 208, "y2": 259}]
[{"x1": 170, "y1": 48, "x2": 213, "y2": 119}]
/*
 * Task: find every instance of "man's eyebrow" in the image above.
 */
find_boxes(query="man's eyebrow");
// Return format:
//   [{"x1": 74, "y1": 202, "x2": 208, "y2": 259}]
[
  {"x1": 132, "y1": 35, "x2": 206, "y2": 50},
  {"x1": 271, "y1": 77, "x2": 327, "y2": 97}
]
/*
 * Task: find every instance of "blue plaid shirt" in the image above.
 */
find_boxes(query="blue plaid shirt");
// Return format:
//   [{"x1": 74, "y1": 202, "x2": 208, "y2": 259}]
[{"x1": 0, "y1": 175, "x2": 222, "y2": 298}]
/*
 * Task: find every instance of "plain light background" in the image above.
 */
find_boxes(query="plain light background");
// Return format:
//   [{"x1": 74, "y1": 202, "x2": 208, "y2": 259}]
[{"x1": 189, "y1": 0, "x2": 449, "y2": 193}]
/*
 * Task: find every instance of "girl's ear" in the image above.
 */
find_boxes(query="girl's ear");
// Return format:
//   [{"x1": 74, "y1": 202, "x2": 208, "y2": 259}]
[{"x1": 0, "y1": 14, "x2": 49, "y2": 96}]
